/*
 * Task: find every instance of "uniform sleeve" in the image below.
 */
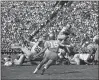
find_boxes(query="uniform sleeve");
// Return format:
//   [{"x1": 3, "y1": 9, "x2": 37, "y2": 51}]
[{"x1": 44, "y1": 41, "x2": 49, "y2": 48}]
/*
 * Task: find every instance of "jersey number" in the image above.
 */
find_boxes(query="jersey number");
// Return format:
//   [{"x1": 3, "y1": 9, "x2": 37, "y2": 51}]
[
  {"x1": 49, "y1": 41, "x2": 58, "y2": 48},
  {"x1": 34, "y1": 46, "x2": 41, "y2": 53}
]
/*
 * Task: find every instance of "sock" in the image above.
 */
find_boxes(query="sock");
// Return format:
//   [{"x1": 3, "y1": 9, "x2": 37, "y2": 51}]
[
  {"x1": 33, "y1": 68, "x2": 38, "y2": 74},
  {"x1": 41, "y1": 68, "x2": 46, "y2": 75}
]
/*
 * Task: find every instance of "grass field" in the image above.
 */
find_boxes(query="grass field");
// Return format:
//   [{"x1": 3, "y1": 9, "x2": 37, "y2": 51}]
[{"x1": 1, "y1": 63, "x2": 98, "y2": 80}]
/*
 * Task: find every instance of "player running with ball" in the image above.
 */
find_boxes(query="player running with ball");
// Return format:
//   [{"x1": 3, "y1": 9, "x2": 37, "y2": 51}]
[{"x1": 33, "y1": 38, "x2": 69, "y2": 75}]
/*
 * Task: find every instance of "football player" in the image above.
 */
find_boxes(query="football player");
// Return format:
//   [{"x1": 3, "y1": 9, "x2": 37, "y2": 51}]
[
  {"x1": 69, "y1": 35, "x2": 98, "y2": 65},
  {"x1": 33, "y1": 39, "x2": 68, "y2": 75},
  {"x1": 11, "y1": 38, "x2": 44, "y2": 65}
]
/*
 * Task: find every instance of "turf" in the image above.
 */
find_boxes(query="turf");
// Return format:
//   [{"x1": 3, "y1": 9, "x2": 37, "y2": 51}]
[{"x1": 1, "y1": 64, "x2": 98, "y2": 80}]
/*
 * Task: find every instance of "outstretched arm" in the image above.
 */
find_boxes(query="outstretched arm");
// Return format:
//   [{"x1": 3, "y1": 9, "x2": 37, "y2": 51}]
[{"x1": 59, "y1": 43, "x2": 71, "y2": 53}]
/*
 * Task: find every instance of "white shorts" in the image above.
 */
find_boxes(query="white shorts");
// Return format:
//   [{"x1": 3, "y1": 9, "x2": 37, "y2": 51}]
[
  {"x1": 74, "y1": 54, "x2": 90, "y2": 61},
  {"x1": 79, "y1": 54, "x2": 90, "y2": 61}
]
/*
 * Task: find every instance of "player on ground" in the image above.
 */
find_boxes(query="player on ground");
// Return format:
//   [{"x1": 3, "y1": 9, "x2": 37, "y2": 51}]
[
  {"x1": 68, "y1": 35, "x2": 98, "y2": 65},
  {"x1": 11, "y1": 38, "x2": 44, "y2": 65}
]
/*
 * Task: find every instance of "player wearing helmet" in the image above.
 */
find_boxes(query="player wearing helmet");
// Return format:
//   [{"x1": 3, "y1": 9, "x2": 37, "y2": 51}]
[{"x1": 33, "y1": 39, "x2": 69, "y2": 75}]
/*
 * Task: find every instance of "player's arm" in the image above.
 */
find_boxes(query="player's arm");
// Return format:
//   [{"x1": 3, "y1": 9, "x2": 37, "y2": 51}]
[{"x1": 59, "y1": 43, "x2": 71, "y2": 53}]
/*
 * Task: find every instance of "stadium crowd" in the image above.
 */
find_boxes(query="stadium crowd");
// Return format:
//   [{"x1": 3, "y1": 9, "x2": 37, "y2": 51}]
[{"x1": 1, "y1": 1, "x2": 99, "y2": 67}]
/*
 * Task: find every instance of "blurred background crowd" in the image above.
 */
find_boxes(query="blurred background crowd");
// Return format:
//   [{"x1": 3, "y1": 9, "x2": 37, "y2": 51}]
[{"x1": 1, "y1": 1, "x2": 98, "y2": 54}]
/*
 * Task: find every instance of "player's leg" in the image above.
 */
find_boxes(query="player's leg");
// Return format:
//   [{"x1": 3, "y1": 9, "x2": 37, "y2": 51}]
[
  {"x1": 73, "y1": 57, "x2": 80, "y2": 65},
  {"x1": 33, "y1": 57, "x2": 48, "y2": 74},
  {"x1": 11, "y1": 44, "x2": 32, "y2": 61},
  {"x1": 70, "y1": 54, "x2": 80, "y2": 65},
  {"x1": 12, "y1": 44, "x2": 32, "y2": 59},
  {"x1": 41, "y1": 59, "x2": 54, "y2": 75},
  {"x1": 57, "y1": 52, "x2": 63, "y2": 65},
  {"x1": 70, "y1": 58, "x2": 80, "y2": 65},
  {"x1": 58, "y1": 52, "x2": 63, "y2": 59},
  {"x1": 21, "y1": 47, "x2": 39, "y2": 65},
  {"x1": 21, "y1": 47, "x2": 32, "y2": 59},
  {"x1": 14, "y1": 54, "x2": 26, "y2": 65},
  {"x1": 57, "y1": 49, "x2": 65, "y2": 64}
]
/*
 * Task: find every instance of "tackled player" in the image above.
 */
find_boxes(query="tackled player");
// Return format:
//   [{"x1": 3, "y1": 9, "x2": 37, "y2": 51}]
[{"x1": 11, "y1": 38, "x2": 44, "y2": 66}]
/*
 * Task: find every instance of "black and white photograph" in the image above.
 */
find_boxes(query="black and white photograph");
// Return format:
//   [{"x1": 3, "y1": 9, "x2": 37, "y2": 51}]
[{"x1": 1, "y1": 0, "x2": 99, "y2": 80}]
